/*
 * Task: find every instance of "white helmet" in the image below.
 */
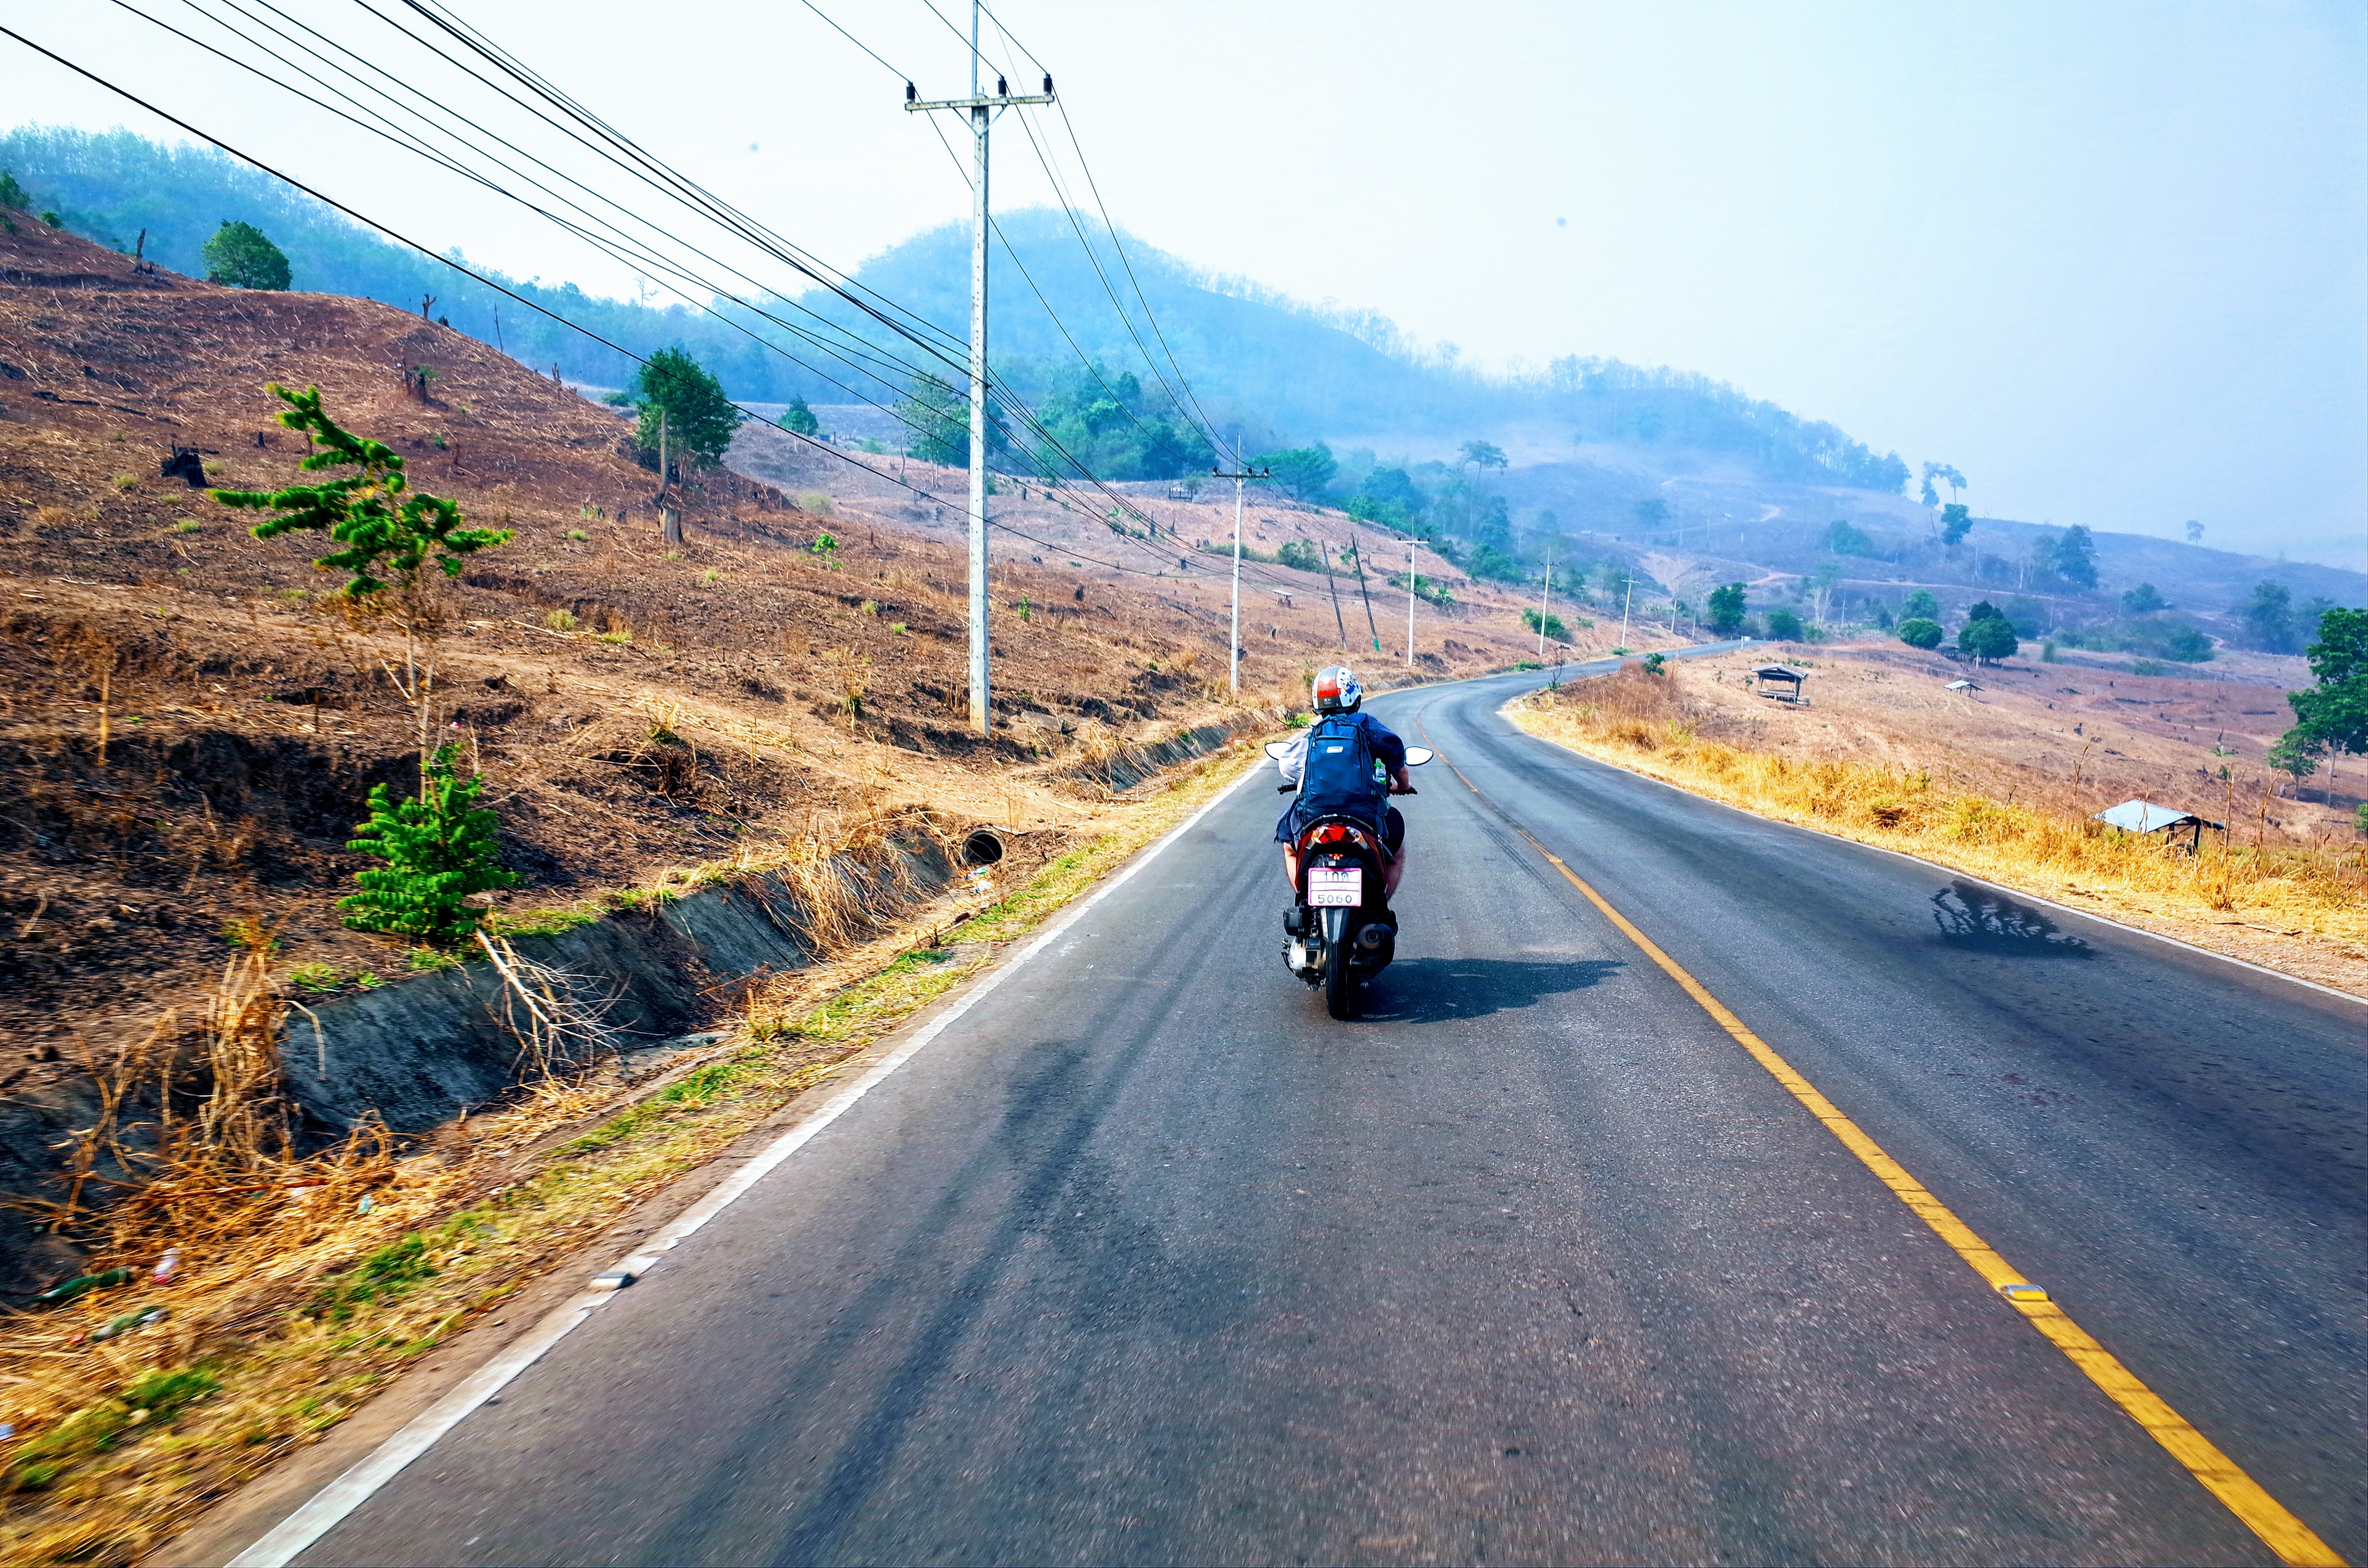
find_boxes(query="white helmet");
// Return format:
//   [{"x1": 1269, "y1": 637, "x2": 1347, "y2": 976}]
[{"x1": 1312, "y1": 665, "x2": 1362, "y2": 713}]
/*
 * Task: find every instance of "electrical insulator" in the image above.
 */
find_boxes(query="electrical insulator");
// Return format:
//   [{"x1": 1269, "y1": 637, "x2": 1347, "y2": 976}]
[
  {"x1": 905, "y1": 81, "x2": 916, "y2": 101},
  {"x1": 997, "y1": 76, "x2": 1008, "y2": 96},
  {"x1": 1042, "y1": 74, "x2": 1053, "y2": 95}
]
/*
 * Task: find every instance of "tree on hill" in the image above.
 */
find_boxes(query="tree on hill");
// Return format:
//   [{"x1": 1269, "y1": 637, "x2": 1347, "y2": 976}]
[
  {"x1": 1705, "y1": 582, "x2": 1746, "y2": 637},
  {"x1": 2185, "y1": 520, "x2": 2205, "y2": 543},
  {"x1": 1257, "y1": 443, "x2": 1337, "y2": 502},
  {"x1": 1940, "y1": 503, "x2": 1972, "y2": 548},
  {"x1": 2050, "y1": 525, "x2": 2099, "y2": 590},
  {"x1": 777, "y1": 396, "x2": 819, "y2": 437},
  {"x1": 2121, "y1": 583, "x2": 2166, "y2": 613},
  {"x1": 1822, "y1": 519, "x2": 1875, "y2": 556},
  {"x1": 634, "y1": 347, "x2": 739, "y2": 464},
  {"x1": 895, "y1": 373, "x2": 969, "y2": 466},
  {"x1": 2279, "y1": 607, "x2": 2366, "y2": 774},
  {"x1": 1959, "y1": 601, "x2": 2018, "y2": 664},
  {"x1": 1920, "y1": 462, "x2": 1964, "y2": 509},
  {"x1": 1459, "y1": 439, "x2": 1507, "y2": 474},
  {"x1": 1902, "y1": 588, "x2": 1940, "y2": 621},
  {"x1": 213, "y1": 382, "x2": 510, "y2": 600},
  {"x1": 1631, "y1": 498, "x2": 1671, "y2": 530},
  {"x1": 1764, "y1": 607, "x2": 1804, "y2": 641},
  {"x1": 0, "y1": 170, "x2": 27, "y2": 210},
  {"x1": 1026, "y1": 363, "x2": 1213, "y2": 480},
  {"x1": 1897, "y1": 618, "x2": 1944, "y2": 649},
  {"x1": 203, "y1": 220, "x2": 290, "y2": 290},
  {"x1": 2239, "y1": 581, "x2": 2298, "y2": 653}
]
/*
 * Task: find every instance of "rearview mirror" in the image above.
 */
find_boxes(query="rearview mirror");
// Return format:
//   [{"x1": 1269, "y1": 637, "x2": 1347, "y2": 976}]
[
  {"x1": 1263, "y1": 740, "x2": 1294, "y2": 760},
  {"x1": 1403, "y1": 747, "x2": 1434, "y2": 766}
]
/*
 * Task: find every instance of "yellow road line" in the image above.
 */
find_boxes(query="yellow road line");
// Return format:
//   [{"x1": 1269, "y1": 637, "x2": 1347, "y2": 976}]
[{"x1": 1426, "y1": 729, "x2": 2343, "y2": 1568}]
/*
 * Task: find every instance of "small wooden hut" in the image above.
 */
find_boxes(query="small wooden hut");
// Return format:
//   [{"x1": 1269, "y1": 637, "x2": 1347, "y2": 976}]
[{"x1": 1752, "y1": 663, "x2": 1810, "y2": 703}]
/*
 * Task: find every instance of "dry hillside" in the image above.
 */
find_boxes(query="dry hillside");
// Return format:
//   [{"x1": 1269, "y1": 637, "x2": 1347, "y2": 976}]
[{"x1": 0, "y1": 218, "x2": 1567, "y2": 1109}]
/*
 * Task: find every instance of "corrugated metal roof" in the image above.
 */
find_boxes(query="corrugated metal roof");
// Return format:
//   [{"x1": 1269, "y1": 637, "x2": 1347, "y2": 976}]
[{"x1": 2096, "y1": 799, "x2": 2218, "y2": 833}]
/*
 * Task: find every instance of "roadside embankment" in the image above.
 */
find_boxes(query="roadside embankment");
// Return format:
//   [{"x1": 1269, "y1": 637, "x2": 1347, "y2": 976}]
[{"x1": 0, "y1": 729, "x2": 1272, "y2": 1568}]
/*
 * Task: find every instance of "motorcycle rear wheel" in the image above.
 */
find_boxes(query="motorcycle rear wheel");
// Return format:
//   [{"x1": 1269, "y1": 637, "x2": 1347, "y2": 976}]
[{"x1": 1322, "y1": 925, "x2": 1360, "y2": 1019}]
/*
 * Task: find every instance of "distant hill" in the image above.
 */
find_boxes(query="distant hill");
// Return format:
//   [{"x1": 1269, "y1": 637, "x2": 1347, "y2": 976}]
[{"x1": 2, "y1": 126, "x2": 1905, "y2": 492}]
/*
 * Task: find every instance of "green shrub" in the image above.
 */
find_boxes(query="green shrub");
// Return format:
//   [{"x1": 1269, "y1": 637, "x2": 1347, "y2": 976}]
[
  {"x1": 339, "y1": 743, "x2": 518, "y2": 948},
  {"x1": 1897, "y1": 618, "x2": 1944, "y2": 649},
  {"x1": 545, "y1": 608, "x2": 577, "y2": 631}
]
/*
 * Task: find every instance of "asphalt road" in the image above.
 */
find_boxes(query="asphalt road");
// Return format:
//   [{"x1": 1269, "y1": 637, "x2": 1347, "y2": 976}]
[{"x1": 283, "y1": 664, "x2": 2365, "y2": 1567}]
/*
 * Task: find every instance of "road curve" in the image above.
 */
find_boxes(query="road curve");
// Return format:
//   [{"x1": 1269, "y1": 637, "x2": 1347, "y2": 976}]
[{"x1": 273, "y1": 664, "x2": 2363, "y2": 1568}]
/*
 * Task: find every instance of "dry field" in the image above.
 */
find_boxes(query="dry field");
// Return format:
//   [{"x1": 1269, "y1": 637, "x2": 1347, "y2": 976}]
[{"x1": 1507, "y1": 645, "x2": 2366, "y2": 996}]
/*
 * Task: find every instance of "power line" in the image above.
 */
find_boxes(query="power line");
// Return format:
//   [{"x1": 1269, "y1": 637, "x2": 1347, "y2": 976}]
[
  {"x1": 132, "y1": 0, "x2": 1184, "y2": 535},
  {"x1": 4, "y1": 14, "x2": 1329, "y2": 606},
  {"x1": 131, "y1": 0, "x2": 967, "y2": 408}
]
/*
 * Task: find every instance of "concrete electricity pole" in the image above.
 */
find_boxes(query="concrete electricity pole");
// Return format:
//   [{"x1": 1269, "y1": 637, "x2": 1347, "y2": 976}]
[
  {"x1": 1535, "y1": 543, "x2": 1554, "y2": 658},
  {"x1": 1405, "y1": 539, "x2": 1417, "y2": 664},
  {"x1": 1210, "y1": 453, "x2": 1270, "y2": 697},
  {"x1": 906, "y1": 12, "x2": 1053, "y2": 735}
]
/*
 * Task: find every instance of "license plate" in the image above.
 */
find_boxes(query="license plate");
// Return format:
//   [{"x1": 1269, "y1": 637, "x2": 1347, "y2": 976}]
[{"x1": 1307, "y1": 867, "x2": 1362, "y2": 907}]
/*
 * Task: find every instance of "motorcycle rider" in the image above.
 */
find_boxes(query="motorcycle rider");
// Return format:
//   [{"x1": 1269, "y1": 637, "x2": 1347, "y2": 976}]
[{"x1": 1275, "y1": 665, "x2": 1417, "y2": 903}]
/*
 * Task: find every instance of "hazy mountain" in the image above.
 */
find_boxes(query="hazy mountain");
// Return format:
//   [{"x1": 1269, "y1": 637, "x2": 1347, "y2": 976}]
[{"x1": 1, "y1": 126, "x2": 1904, "y2": 491}]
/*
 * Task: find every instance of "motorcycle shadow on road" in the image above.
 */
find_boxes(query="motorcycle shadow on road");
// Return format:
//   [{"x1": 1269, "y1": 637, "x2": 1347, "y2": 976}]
[
  {"x1": 1354, "y1": 956, "x2": 1625, "y2": 1025},
  {"x1": 1930, "y1": 880, "x2": 2096, "y2": 959}
]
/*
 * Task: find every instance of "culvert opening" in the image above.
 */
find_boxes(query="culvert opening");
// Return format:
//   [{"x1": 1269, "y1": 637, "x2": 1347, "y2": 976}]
[{"x1": 962, "y1": 829, "x2": 1006, "y2": 866}]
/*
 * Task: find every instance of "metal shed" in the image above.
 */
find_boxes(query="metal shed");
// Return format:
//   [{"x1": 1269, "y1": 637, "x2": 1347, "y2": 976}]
[{"x1": 2095, "y1": 798, "x2": 2224, "y2": 856}]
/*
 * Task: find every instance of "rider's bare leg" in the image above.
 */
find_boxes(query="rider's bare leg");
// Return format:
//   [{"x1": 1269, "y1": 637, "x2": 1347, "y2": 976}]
[
  {"x1": 1281, "y1": 845, "x2": 1300, "y2": 890},
  {"x1": 1383, "y1": 845, "x2": 1405, "y2": 903}
]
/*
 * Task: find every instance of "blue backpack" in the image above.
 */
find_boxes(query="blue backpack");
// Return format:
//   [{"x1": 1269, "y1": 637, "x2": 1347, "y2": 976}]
[{"x1": 1297, "y1": 715, "x2": 1390, "y2": 824}]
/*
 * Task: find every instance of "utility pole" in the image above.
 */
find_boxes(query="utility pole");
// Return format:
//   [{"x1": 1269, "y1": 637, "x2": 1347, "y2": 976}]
[
  {"x1": 1211, "y1": 452, "x2": 1270, "y2": 697},
  {"x1": 1619, "y1": 577, "x2": 1635, "y2": 653},
  {"x1": 1406, "y1": 539, "x2": 1417, "y2": 664},
  {"x1": 906, "y1": 15, "x2": 1053, "y2": 735},
  {"x1": 1536, "y1": 543, "x2": 1554, "y2": 658},
  {"x1": 1349, "y1": 530, "x2": 1381, "y2": 653},
  {"x1": 1319, "y1": 538, "x2": 1348, "y2": 648}
]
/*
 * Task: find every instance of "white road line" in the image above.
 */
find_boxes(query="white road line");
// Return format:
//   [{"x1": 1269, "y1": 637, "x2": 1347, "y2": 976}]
[{"x1": 225, "y1": 753, "x2": 1270, "y2": 1568}]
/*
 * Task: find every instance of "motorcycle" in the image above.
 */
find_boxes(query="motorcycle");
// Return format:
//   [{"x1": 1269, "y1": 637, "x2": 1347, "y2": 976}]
[{"x1": 1266, "y1": 740, "x2": 1434, "y2": 1019}]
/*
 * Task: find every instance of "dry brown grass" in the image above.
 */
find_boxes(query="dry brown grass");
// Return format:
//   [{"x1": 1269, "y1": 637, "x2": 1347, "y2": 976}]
[{"x1": 1510, "y1": 665, "x2": 2368, "y2": 993}]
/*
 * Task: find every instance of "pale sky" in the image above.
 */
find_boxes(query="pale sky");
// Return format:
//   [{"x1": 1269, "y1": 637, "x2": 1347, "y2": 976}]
[{"x1": 8, "y1": 1, "x2": 2364, "y2": 568}]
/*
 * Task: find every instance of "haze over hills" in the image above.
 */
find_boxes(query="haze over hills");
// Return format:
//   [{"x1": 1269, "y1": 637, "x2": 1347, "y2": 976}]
[
  {"x1": 4, "y1": 123, "x2": 2359, "y2": 647},
  {"x1": 0, "y1": 127, "x2": 1905, "y2": 486}
]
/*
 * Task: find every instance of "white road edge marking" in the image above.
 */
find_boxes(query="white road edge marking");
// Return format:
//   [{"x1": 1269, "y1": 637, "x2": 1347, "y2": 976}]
[{"x1": 225, "y1": 751, "x2": 1270, "y2": 1568}]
